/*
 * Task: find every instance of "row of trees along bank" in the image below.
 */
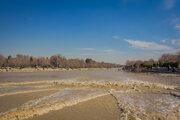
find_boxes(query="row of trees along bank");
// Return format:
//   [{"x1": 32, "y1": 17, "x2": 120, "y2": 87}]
[
  {"x1": 125, "y1": 50, "x2": 180, "y2": 72},
  {"x1": 0, "y1": 54, "x2": 118, "y2": 68}
]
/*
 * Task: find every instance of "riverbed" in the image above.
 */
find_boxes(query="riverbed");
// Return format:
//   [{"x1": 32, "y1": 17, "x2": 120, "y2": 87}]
[{"x1": 0, "y1": 69, "x2": 179, "y2": 120}]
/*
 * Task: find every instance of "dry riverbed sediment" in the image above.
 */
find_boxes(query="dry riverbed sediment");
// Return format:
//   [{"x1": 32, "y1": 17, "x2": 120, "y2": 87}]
[{"x1": 0, "y1": 70, "x2": 179, "y2": 120}]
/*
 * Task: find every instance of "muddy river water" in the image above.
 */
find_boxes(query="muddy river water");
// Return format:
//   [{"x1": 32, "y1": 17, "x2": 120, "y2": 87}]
[{"x1": 0, "y1": 69, "x2": 179, "y2": 120}]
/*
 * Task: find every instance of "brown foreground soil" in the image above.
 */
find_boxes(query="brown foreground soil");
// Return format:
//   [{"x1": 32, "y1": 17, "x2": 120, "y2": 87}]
[
  {"x1": 0, "y1": 90, "x2": 57, "y2": 113},
  {"x1": 26, "y1": 95, "x2": 120, "y2": 120}
]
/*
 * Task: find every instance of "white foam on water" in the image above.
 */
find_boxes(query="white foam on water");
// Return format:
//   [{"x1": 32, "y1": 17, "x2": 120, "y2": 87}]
[{"x1": 113, "y1": 91, "x2": 180, "y2": 119}]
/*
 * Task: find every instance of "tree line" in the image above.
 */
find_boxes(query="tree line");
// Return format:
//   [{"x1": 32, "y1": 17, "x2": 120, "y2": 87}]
[
  {"x1": 0, "y1": 54, "x2": 118, "y2": 68},
  {"x1": 125, "y1": 50, "x2": 180, "y2": 72}
]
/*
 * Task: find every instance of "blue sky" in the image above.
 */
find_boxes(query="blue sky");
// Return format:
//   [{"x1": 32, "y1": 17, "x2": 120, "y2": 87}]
[{"x1": 0, "y1": 0, "x2": 180, "y2": 64}]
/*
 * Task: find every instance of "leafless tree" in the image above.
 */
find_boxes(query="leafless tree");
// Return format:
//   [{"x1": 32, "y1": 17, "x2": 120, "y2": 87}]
[
  {"x1": 50, "y1": 54, "x2": 67, "y2": 68},
  {"x1": 37, "y1": 57, "x2": 50, "y2": 68},
  {"x1": 0, "y1": 54, "x2": 5, "y2": 67},
  {"x1": 0, "y1": 53, "x2": 117, "y2": 69},
  {"x1": 29, "y1": 56, "x2": 37, "y2": 67},
  {"x1": 159, "y1": 53, "x2": 178, "y2": 63},
  {"x1": 15, "y1": 54, "x2": 31, "y2": 67},
  {"x1": 67, "y1": 59, "x2": 85, "y2": 68},
  {"x1": 126, "y1": 60, "x2": 136, "y2": 66}
]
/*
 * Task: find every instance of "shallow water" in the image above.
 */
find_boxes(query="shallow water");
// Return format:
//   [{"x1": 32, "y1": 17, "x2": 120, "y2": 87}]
[{"x1": 0, "y1": 69, "x2": 179, "y2": 120}]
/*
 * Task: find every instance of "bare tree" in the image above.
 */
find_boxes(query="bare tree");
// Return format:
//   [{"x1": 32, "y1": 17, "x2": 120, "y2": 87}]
[
  {"x1": 0, "y1": 54, "x2": 5, "y2": 67},
  {"x1": 176, "y1": 50, "x2": 180, "y2": 56},
  {"x1": 6, "y1": 55, "x2": 15, "y2": 67},
  {"x1": 15, "y1": 54, "x2": 24, "y2": 67},
  {"x1": 0, "y1": 53, "x2": 117, "y2": 69},
  {"x1": 176, "y1": 50, "x2": 180, "y2": 68},
  {"x1": 50, "y1": 54, "x2": 67, "y2": 68},
  {"x1": 67, "y1": 59, "x2": 85, "y2": 68},
  {"x1": 159, "y1": 53, "x2": 178, "y2": 63},
  {"x1": 37, "y1": 57, "x2": 50, "y2": 68},
  {"x1": 176, "y1": 50, "x2": 180, "y2": 61},
  {"x1": 15, "y1": 54, "x2": 31, "y2": 68},
  {"x1": 126, "y1": 60, "x2": 136, "y2": 66},
  {"x1": 29, "y1": 56, "x2": 37, "y2": 67}
]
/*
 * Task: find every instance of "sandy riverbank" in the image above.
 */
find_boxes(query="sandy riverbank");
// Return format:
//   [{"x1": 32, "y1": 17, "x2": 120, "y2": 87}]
[
  {"x1": 0, "y1": 70, "x2": 179, "y2": 120},
  {"x1": 0, "y1": 90, "x2": 58, "y2": 113},
  {"x1": 0, "y1": 68, "x2": 87, "y2": 72},
  {"x1": 26, "y1": 95, "x2": 120, "y2": 120},
  {"x1": 0, "y1": 68, "x2": 114, "y2": 72}
]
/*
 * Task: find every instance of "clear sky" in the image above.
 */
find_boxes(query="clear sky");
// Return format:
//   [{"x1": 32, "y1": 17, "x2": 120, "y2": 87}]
[{"x1": 0, "y1": 0, "x2": 180, "y2": 64}]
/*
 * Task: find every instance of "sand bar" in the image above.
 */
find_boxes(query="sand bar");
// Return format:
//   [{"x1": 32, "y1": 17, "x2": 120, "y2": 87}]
[
  {"x1": 0, "y1": 90, "x2": 57, "y2": 113},
  {"x1": 26, "y1": 95, "x2": 120, "y2": 120}
]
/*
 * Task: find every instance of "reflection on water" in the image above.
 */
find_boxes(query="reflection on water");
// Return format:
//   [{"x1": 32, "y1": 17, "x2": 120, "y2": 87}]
[{"x1": 0, "y1": 69, "x2": 179, "y2": 120}]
